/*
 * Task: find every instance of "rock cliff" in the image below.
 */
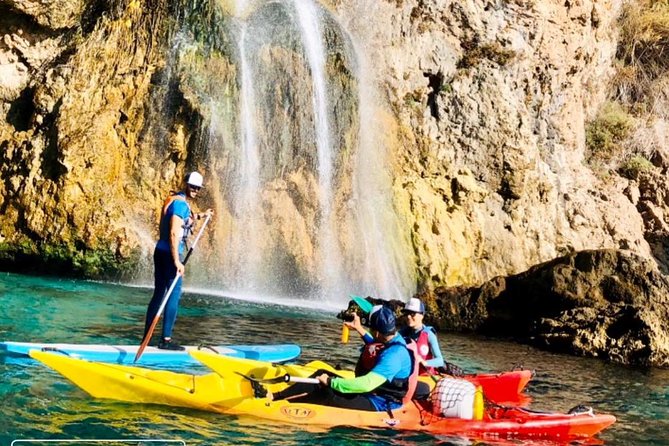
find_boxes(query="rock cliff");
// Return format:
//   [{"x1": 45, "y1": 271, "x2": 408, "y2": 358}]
[
  {"x1": 1, "y1": 0, "x2": 668, "y2": 365},
  {"x1": 333, "y1": 0, "x2": 668, "y2": 287},
  {"x1": 419, "y1": 249, "x2": 669, "y2": 367}
]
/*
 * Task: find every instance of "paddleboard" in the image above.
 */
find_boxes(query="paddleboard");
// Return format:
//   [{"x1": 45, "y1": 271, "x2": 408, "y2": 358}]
[{"x1": 0, "y1": 341, "x2": 300, "y2": 365}]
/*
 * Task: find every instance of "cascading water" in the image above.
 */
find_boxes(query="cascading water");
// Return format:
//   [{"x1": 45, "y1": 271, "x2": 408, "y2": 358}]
[
  {"x1": 291, "y1": 0, "x2": 344, "y2": 299},
  {"x1": 168, "y1": 0, "x2": 415, "y2": 304},
  {"x1": 228, "y1": 24, "x2": 263, "y2": 290}
]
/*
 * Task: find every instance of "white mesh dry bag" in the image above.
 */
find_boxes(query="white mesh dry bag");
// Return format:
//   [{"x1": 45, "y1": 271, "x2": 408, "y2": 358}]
[{"x1": 431, "y1": 377, "x2": 477, "y2": 419}]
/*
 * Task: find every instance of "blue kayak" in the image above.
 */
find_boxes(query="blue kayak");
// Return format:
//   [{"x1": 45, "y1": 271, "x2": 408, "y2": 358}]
[{"x1": 0, "y1": 341, "x2": 301, "y2": 365}]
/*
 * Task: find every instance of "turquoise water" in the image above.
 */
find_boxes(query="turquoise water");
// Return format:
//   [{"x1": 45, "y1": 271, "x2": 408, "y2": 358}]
[{"x1": 1, "y1": 272, "x2": 667, "y2": 445}]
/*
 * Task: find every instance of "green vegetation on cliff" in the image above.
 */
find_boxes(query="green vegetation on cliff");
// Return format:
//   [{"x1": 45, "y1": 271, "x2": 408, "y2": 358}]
[
  {"x1": 585, "y1": 0, "x2": 669, "y2": 179},
  {"x1": 0, "y1": 239, "x2": 141, "y2": 280}
]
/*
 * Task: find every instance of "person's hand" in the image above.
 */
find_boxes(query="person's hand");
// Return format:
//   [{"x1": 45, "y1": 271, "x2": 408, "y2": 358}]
[
  {"x1": 344, "y1": 313, "x2": 363, "y2": 333},
  {"x1": 317, "y1": 373, "x2": 330, "y2": 387},
  {"x1": 198, "y1": 208, "x2": 214, "y2": 220},
  {"x1": 175, "y1": 260, "x2": 185, "y2": 276}
]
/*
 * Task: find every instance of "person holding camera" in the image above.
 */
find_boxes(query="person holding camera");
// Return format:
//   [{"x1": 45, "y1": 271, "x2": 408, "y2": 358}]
[{"x1": 269, "y1": 306, "x2": 415, "y2": 411}]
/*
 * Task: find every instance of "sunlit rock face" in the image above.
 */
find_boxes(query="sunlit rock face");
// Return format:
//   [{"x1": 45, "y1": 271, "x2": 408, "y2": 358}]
[
  {"x1": 328, "y1": 0, "x2": 666, "y2": 291},
  {"x1": 1, "y1": 0, "x2": 668, "y2": 310},
  {"x1": 0, "y1": 0, "x2": 174, "y2": 278}
]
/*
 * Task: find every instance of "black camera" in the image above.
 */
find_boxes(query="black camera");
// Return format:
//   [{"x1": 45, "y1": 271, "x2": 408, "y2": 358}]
[
  {"x1": 336, "y1": 306, "x2": 369, "y2": 326},
  {"x1": 337, "y1": 311, "x2": 356, "y2": 323}
]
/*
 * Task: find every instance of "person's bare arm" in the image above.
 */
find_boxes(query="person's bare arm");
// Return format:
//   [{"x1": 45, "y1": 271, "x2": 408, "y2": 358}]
[{"x1": 169, "y1": 214, "x2": 185, "y2": 276}]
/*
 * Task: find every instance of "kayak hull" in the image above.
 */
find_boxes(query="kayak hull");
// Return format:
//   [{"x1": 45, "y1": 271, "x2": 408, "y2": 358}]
[
  {"x1": 1, "y1": 341, "x2": 300, "y2": 364},
  {"x1": 30, "y1": 350, "x2": 226, "y2": 409},
  {"x1": 28, "y1": 350, "x2": 614, "y2": 440}
]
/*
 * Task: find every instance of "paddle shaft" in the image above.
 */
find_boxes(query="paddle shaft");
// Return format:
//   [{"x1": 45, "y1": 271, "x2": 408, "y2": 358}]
[
  {"x1": 135, "y1": 214, "x2": 212, "y2": 362},
  {"x1": 240, "y1": 372, "x2": 320, "y2": 385},
  {"x1": 287, "y1": 376, "x2": 320, "y2": 384},
  {"x1": 259, "y1": 374, "x2": 321, "y2": 385}
]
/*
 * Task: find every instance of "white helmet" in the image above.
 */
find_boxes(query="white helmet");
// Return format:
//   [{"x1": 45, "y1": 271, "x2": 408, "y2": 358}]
[{"x1": 186, "y1": 171, "x2": 203, "y2": 188}]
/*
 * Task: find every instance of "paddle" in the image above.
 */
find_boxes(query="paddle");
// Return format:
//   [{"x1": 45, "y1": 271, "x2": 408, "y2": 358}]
[
  {"x1": 236, "y1": 372, "x2": 320, "y2": 385},
  {"x1": 134, "y1": 214, "x2": 212, "y2": 363}
]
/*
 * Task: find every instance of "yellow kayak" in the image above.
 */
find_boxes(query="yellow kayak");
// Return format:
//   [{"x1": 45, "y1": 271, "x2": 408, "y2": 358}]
[
  {"x1": 29, "y1": 350, "x2": 227, "y2": 410},
  {"x1": 28, "y1": 350, "x2": 340, "y2": 410},
  {"x1": 30, "y1": 349, "x2": 616, "y2": 441}
]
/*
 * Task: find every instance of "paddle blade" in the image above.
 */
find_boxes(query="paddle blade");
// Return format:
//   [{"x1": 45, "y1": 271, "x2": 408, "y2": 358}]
[{"x1": 134, "y1": 316, "x2": 159, "y2": 363}]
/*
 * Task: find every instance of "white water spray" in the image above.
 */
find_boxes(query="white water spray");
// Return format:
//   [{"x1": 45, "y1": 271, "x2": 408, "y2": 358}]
[
  {"x1": 292, "y1": 0, "x2": 344, "y2": 300},
  {"x1": 172, "y1": 0, "x2": 414, "y2": 303},
  {"x1": 234, "y1": 24, "x2": 263, "y2": 288}
]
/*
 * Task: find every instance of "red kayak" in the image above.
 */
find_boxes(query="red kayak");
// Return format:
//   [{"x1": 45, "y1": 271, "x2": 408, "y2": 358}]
[
  {"x1": 463, "y1": 369, "x2": 533, "y2": 402},
  {"x1": 416, "y1": 403, "x2": 615, "y2": 440}
]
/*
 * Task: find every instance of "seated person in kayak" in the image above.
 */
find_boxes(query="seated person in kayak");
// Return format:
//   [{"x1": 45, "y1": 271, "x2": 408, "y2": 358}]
[
  {"x1": 269, "y1": 306, "x2": 416, "y2": 411},
  {"x1": 399, "y1": 298, "x2": 445, "y2": 375},
  {"x1": 344, "y1": 302, "x2": 431, "y2": 399}
]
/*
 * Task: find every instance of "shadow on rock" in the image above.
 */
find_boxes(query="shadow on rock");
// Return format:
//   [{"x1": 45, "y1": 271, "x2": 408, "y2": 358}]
[{"x1": 419, "y1": 249, "x2": 669, "y2": 368}]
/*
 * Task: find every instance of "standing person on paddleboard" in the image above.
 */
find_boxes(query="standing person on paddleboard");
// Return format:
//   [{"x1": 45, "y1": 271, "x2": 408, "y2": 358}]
[
  {"x1": 399, "y1": 298, "x2": 446, "y2": 375},
  {"x1": 143, "y1": 171, "x2": 213, "y2": 351}
]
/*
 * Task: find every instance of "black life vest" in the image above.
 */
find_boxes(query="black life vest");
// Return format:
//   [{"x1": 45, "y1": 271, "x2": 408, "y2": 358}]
[{"x1": 354, "y1": 339, "x2": 419, "y2": 405}]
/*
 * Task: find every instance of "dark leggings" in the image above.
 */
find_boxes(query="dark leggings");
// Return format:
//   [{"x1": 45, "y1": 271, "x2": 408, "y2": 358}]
[
  {"x1": 273, "y1": 370, "x2": 377, "y2": 411},
  {"x1": 144, "y1": 248, "x2": 182, "y2": 339}
]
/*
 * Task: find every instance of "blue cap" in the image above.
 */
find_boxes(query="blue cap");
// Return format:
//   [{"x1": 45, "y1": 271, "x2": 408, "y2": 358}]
[{"x1": 369, "y1": 306, "x2": 396, "y2": 335}]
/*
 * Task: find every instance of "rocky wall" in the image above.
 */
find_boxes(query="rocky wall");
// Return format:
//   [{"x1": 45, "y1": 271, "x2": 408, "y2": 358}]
[
  {"x1": 332, "y1": 0, "x2": 669, "y2": 290},
  {"x1": 0, "y1": 0, "x2": 667, "y2": 367}
]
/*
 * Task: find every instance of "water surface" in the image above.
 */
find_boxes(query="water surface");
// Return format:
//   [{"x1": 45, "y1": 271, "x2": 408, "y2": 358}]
[{"x1": 1, "y1": 272, "x2": 667, "y2": 445}]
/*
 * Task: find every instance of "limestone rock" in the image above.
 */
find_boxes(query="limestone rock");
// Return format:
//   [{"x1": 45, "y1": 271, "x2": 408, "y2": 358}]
[
  {"x1": 423, "y1": 249, "x2": 669, "y2": 367},
  {"x1": 0, "y1": 0, "x2": 668, "y2": 372},
  {"x1": 1, "y1": 0, "x2": 86, "y2": 29},
  {"x1": 330, "y1": 0, "x2": 668, "y2": 291}
]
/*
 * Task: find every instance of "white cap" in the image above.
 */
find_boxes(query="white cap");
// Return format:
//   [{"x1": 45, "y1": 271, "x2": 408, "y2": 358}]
[
  {"x1": 186, "y1": 171, "x2": 203, "y2": 187},
  {"x1": 404, "y1": 298, "x2": 425, "y2": 314}
]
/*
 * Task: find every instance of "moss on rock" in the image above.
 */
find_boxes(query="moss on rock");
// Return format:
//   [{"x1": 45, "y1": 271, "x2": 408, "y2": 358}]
[{"x1": 0, "y1": 240, "x2": 141, "y2": 281}]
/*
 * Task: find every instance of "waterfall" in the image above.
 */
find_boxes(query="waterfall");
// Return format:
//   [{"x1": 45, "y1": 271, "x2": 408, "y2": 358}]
[
  {"x1": 291, "y1": 0, "x2": 344, "y2": 300},
  {"x1": 233, "y1": 24, "x2": 262, "y2": 289},
  {"x1": 350, "y1": 42, "x2": 415, "y2": 301},
  {"x1": 171, "y1": 0, "x2": 415, "y2": 304}
]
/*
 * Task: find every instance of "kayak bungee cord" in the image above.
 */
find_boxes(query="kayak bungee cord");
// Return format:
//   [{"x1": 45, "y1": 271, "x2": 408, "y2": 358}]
[
  {"x1": 197, "y1": 344, "x2": 223, "y2": 354},
  {"x1": 41, "y1": 347, "x2": 72, "y2": 356},
  {"x1": 70, "y1": 359, "x2": 202, "y2": 394}
]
